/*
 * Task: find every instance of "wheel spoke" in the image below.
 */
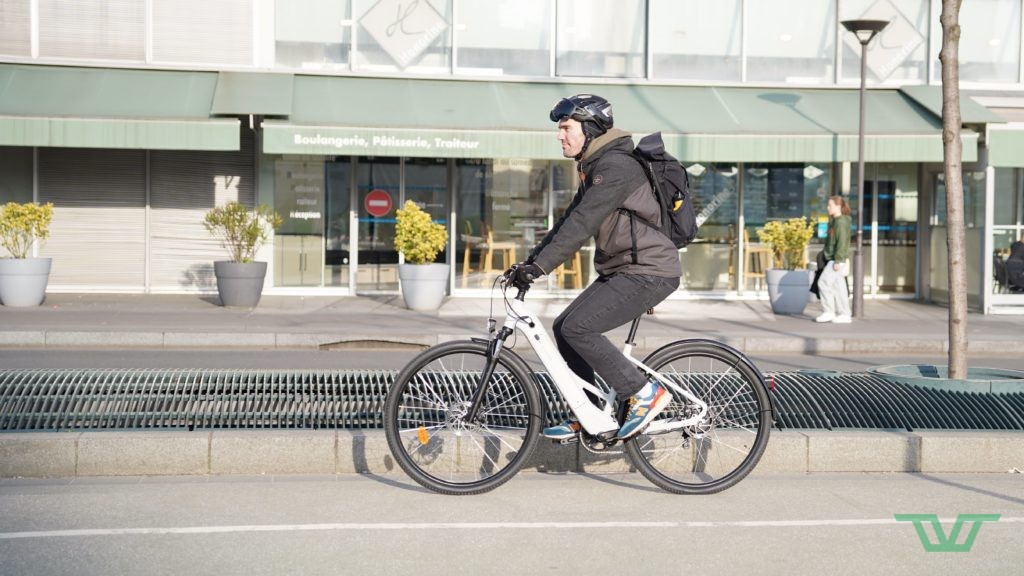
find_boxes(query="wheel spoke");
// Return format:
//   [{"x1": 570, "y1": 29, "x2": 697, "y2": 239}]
[
  {"x1": 384, "y1": 342, "x2": 539, "y2": 495},
  {"x1": 626, "y1": 343, "x2": 770, "y2": 495}
]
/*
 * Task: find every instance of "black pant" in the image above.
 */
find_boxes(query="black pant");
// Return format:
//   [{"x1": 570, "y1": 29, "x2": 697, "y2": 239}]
[{"x1": 552, "y1": 273, "x2": 680, "y2": 400}]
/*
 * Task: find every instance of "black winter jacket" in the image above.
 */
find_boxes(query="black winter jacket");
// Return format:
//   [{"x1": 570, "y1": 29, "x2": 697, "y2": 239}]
[
  {"x1": 1007, "y1": 241, "x2": 1024, "y2": 290},
  {"x1": 530, "y1": 129, "x2": 682, "y2": 279}
]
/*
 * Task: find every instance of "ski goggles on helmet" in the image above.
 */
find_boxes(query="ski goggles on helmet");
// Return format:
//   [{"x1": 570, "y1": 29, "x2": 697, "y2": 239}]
[
  {"x1": 549, "y1": 97, "x2": 590, "y2": 123},
  {"x1": 549, "y1": 95, "x2": 613, "y2": 130}
]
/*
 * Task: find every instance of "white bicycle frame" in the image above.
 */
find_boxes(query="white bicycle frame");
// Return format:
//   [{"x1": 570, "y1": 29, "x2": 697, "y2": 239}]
[{"x1": 500, "y1": 294, "x2": 709, "y2": 437}]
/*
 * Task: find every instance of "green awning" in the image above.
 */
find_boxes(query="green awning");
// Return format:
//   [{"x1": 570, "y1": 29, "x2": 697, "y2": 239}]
[
  {"x1": 988, "y1": 128, "x2": 1024, "y2": 167},
  {"x1": 0, "y1": 64, "x2": 239, "y2": 150},
  {"x1": 898, "y1": 85, "x2": 1005, "y2": 124},
  {"x1": 264, "y1": 76, "x2": 976, "y2": 162},
  {"x1": 211, "y1": 72, "x2": 294, "y2": 116}
]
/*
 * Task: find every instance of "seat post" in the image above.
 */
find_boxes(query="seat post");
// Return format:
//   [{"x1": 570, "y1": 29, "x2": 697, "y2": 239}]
[{"x1": 625, "y1": 315, "x2": 643, "y2": 346}]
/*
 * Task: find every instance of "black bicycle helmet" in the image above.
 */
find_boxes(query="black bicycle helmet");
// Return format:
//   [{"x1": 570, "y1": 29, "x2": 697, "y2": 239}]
[
  {"x1": 550, "y1": 94, "x2": 614, "y2": 158},
  {"x1": 549, "y1": 94, "x2": 614, "y2": 132}
]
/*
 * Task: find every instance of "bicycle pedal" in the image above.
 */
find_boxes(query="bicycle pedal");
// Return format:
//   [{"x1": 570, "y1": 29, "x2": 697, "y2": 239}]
[{"x1": 557, "y1": 435, "x2": 580, "y2": 445}]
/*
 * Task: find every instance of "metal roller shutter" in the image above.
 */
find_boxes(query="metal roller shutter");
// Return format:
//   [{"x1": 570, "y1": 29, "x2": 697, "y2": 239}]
[
  {"x1": 38, "y1": 148, "x2": 146, "y2": 288},
  {"x1": 149, "y1": 129, "x2": 256, "y2": 290}
]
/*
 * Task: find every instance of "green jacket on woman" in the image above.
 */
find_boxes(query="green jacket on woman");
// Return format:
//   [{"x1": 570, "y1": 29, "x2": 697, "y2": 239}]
[{"x1": 823, "y1": 214, "x2": 851, "y2": 262}]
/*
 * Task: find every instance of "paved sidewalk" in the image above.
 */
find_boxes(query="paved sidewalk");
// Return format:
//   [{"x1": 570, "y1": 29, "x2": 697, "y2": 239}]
[{"x1": 0, "y1": 292, "x2": 1021, "y2": 354}]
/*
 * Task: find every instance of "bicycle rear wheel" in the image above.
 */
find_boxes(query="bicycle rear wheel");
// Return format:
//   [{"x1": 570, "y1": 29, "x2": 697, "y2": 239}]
[
  {"x1": 383, "y1": 340, "x2": 542, "y2": 495},
  {"x1": 624, "y1": 340, "x2": 772, "y2": 494}
]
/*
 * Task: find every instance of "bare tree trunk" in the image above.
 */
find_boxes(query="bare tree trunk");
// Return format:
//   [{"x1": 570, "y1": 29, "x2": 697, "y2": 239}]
[{"x1": 940, "y1": 0, "x2": 968, "y2": 379}]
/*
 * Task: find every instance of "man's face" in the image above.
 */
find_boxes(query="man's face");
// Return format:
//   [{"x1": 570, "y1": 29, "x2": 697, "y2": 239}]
[{"x1": 557, "y1": 118, "x2": 586, "y2": 158}]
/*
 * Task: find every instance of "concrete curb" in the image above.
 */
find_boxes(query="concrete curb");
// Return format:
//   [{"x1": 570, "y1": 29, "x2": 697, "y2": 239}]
[
  {"x1": 2, "y1": 330, "x2": 1024, "y2": 355},
  {"x1": 1, "y1": 430, "x2": 1021, "y2": 478}
]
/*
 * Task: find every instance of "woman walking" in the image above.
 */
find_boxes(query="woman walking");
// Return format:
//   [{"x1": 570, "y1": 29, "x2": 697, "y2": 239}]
[{"x1": 815, "y1": 195, "x2": 852, "y2": 323}]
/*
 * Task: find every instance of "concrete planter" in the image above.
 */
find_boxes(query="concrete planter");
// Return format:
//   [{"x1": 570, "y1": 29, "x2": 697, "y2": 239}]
[
  {"x1": 398, "y1": 263, "x2": 449, "y2": 311},
  {"x1": 213, "y1": 261, "x2": 268, "y2": 308},
  {"x1": 766, "y1": 268, "x2": 811, "y2": 315},
  {"x1": 0, "y1": 257, "x2": 51, "y2": 307}
]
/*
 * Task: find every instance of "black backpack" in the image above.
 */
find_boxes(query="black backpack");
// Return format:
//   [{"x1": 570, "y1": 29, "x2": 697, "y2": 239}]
[{"x1": 626, "y1": 132, "x2": 699, "y2": 249}]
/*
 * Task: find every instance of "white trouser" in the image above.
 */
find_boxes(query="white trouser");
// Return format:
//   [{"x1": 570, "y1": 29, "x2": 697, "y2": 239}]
[{"x1": 819, "y1": 260, "x2": 850, "y2": 317}]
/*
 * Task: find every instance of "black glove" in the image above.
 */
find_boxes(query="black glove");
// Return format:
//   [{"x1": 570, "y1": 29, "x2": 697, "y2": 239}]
[{"x1": 513, "y1": 263, "x2": 545, "y2": 285}]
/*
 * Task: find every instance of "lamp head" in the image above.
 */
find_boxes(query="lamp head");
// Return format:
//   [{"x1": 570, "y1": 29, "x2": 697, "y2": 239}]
[{"x1": 841, "y1": 19, "x2": 890, "y2": 45}]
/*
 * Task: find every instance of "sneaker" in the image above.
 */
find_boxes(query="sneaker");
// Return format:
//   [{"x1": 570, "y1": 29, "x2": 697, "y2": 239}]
[
  {"x1": 542, "y1": 418, "x2": 581, "y2": 440},
  {"x1": 616, "y1": 381, "x2": 673, "y2": 439},
  {"x1": 832, "y1": 315, "x2": 852, "y2": 324},
  {"x1": 815, "y1": 312, "x2": 835, "y2": 323}
]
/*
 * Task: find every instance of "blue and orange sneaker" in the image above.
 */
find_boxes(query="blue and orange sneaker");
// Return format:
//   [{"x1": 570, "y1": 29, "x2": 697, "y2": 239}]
[
  {"x1": 616, "y1": 380, "x2": 672, "y2": 439},
  {"x1": 542, "y1": 418, "x2": 581, "y2": 441}
]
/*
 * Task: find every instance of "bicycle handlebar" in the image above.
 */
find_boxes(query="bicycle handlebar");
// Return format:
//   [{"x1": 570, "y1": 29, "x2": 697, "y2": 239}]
[{"x1": 501, "y1": 266, "x2": 532, "y2": 301}]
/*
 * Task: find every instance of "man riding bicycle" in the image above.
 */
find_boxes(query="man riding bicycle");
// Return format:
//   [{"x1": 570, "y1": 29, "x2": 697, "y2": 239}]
[{"x1": 511, "y1": 94, "x2": 683, "y2": 441}]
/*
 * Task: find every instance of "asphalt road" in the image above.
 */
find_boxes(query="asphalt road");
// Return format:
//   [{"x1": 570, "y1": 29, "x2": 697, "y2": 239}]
[
  {"x1": 1, "y1": 348, "x2": 1020, "y2": 373},
  {"x1": 0, "y1": 473, "x2": 1021, "y2": 576}
]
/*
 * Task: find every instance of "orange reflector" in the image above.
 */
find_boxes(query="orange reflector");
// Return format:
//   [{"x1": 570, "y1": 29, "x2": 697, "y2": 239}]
[{"x1": 417, "y1": 426, "x2": 429, "y2": 445}]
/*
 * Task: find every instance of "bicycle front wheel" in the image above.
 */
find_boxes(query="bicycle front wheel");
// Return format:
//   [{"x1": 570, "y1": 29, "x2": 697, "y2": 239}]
[
  {"x1": 624, "y1": 340, "x2": 772, "y2": 494},
  {"x1": 383, "y1": 340, "x2": 542, "y2": 495}
]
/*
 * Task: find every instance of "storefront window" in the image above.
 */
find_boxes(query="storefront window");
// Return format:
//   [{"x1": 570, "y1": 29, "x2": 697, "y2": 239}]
[
  {"x1": 840, "y1": 0, "x2": 927, "y2": 84},
  {"x1": 456, "y1": 159, "x2": 562, "y2": 290},
  {"x1": 933, "y1": 0, "x2": 1021, "y2": 83},
  {"x1": 994, "y1": 168, "x2": 1021, "y2": 227},
  {"x1": 746, "y1": 0, "x2": 836, "y2": 84},
  {"x1": 546, "y1": 162, "x2": 590, "y2": 291},
  {"x1": 556, "y1": 0, "x2": 645, "y2": 78},
  {"x1": 354, "y1": 0, "x2": 451, "y2": 73},
  {"x1": 0, "y1": 147, "x2": 33, "y2": 205},
  {"x1": 324, "y1": 159, "x2": 351, "y2": 287},
  {"x1": 275, "y1": 0, "x2": 352, "y2": 70},
  {"x1": 455, "y1": 0, "x2": 551, "y2": 77},
  {"x1": 274, "y1": 157, "x2": 327, "y2": 287},
  {"x1": 993, "y1": 168, "x2": 1024, "y2": 296},
  {"x1": 929, "y1": 169, "x2": 985, "y2": 306},
  {"x1": 867, "y1": 163, "x2": 918, "y2": 293},
  {"x1": 683, "y1": 163, "x2": 738, "y2": 292},
  {"x1": 650, "y1": 0, "x2": 740, "y2": 82},
  {"x1": 934, "y1": 171, "x2": 986, "y2": 228},
  {"x1": 743, "y1": 164, "x2": 831, "y2": 291}
]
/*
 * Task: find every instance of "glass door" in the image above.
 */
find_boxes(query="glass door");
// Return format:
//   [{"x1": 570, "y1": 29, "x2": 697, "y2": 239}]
[
  {"x1": 353, "y1": 157, "x2": 451, "y2": 293},
  {"x1": 274, "y1": 158, "x2": 325, "y2": 287},
  {"x1": 355, "y1": 157, "x2": 401, "y2": 292}
]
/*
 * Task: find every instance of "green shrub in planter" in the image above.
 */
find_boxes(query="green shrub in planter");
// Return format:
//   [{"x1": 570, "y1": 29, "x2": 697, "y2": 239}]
[
  {"x1": 757, "y1": 217, "x2": 814, "y2": 270},
  {"x1": 394, "y1": 200, "x2": 447, "y2": 264},
  {"x1": 394, "y1": 201, "x2": 449, "y2": 311},
  {"x1": 0, "y1": 202, "x2": 55, "y2": 306},
  {"x1": 203, "y1": 201, "x2": 283, "y2": 263},
  {"x1": 0, "y1": 202, "x2": 53, "y2": 259}
]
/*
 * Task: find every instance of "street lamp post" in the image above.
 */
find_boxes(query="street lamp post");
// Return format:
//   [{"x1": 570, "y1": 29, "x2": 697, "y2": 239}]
[{"x1": 841, "y1": 19, "x2": 889, "y2": 319}]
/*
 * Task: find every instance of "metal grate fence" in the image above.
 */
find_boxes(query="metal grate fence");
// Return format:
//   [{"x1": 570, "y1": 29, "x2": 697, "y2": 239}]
[{"x1": 0, "y1": 369, "x2": 1021, "y2": 431}]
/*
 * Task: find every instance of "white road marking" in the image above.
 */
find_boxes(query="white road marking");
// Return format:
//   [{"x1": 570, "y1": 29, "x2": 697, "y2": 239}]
[{"x1": 1, "y1": 517, "x2": 1020, "y2": 540}]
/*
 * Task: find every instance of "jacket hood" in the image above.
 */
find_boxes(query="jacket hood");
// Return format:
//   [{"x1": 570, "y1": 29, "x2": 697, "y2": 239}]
[{"x1": 580, "y1": 128, "x2": 634, "y2": 164}]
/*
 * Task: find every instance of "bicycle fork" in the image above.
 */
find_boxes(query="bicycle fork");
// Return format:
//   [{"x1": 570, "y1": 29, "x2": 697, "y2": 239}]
[{"x1": 463, "y1": 326, "x2": 514, "y2": 425}]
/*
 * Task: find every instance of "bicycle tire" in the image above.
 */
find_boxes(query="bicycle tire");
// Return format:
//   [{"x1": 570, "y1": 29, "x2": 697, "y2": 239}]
[
  {"x1": 624, "y1": 340, "x2": 772, "y2": 495},
  {"x1": 383, "y1": 340, "x2": 542, "y2": 495}
]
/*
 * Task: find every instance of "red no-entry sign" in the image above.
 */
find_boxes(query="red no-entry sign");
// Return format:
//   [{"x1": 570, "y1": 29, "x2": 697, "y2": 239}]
[{"x1": 364, "y1": 189, "x2": 393, "y2": 217}]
